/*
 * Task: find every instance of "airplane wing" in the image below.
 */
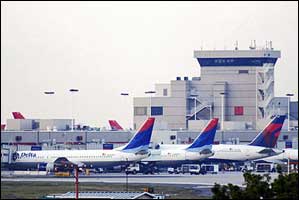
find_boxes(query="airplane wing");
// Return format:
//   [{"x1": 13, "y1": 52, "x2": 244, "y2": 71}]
[
  {"x1": 199, "y1": 148, "x2": 213, "y2": 155},
  {"x1": 257, "y1": 148, "x2": 283, "y2": 156},
  {"x1": 255, "y1": 158, "x2": 285, "y2": 164},
  {"x1": 54, "y1": 157, "x2": 77, "y2": 169}
]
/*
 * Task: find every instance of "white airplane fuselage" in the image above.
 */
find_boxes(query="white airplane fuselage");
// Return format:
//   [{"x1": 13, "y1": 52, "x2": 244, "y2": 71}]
[
  {"x1": 11, "y1": 149, "x2": 148, "y2": 169},
  {"x1": 158, "y1": 144, "x2": 283, "y2": 162},
  {"x1": 209, "y1": 144, "x2": 282, "y2": 162},
  {"x1": 141, "y1": 147, "x2": 213, "y2": 167}
]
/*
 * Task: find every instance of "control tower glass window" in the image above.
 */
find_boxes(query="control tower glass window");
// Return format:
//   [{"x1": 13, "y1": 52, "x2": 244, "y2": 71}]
[{"x1": 238, "y1": 70, "x2": 249, "y2": 74}]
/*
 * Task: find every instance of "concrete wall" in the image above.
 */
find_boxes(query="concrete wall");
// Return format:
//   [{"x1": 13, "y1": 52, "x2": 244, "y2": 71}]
[
  {"x1": 188, "y1": 120, "x2": 210, "y2": 131},
  {"x1": 134, "y1": 81, "x2": 187, "y2": 130},
  {"x1": 290, "y1": 101, "x2": 298, "y2": 120},
  {"x1": 155, "y1": 83, "x2": 171, "y2": 97},
  {"x1": 39, "y1": 119, "x2": 72, "y2": 131},
  {"x1": 6, "y1": 119, "x2": 33, "y2": 131},
  {"x1": 151, "y1": 130, "x2": 177, "y2": 145}
]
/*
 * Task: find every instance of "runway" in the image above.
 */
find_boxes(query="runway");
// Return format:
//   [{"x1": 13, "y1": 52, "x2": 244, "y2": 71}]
[{"x1": 1, "y1": 172, "x2": 280, "y2": 187}]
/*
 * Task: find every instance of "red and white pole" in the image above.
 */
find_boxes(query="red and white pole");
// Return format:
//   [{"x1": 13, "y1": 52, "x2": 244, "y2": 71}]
[{"x1": 75, "y1": 167, "x2": 79, "y2": 199}]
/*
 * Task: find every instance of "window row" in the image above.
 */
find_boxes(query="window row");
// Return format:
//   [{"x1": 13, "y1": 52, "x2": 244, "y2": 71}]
[{"x1": 134, "y1": 106, "x2": 163, "y2": 116}]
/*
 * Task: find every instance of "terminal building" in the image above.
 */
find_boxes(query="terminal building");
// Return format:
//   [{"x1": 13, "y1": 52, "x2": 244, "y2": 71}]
[
  {"x1": 5, "y1": 119, "x2": 72, "y2": 131},
  {"x1": 133, "y1": 45, "x2": 298, "y2": 131},
  {"x1": 1, "y1": 44, "x2": 298, "y2": 153}
]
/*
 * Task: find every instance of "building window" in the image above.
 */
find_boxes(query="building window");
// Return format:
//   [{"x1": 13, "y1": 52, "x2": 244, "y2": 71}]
[
  {"x1": 15, "y1": 136, "x2": 22, "y2": 141},
  {"x1": 283, "y1": 135, "x2": 288, "y2": 140},
  {"x1": 134, "y1": 107, "x2": 147, "y2": 116},
  {"x1": 238, "y1": 70, "x2": 249, "y2": 74},
  {"x1": 234, "y1": 106, "x2": 244, "y2": 115},
  {"x1": 151, "y1": 106, "x2": 163, "y2": 116},
  {"x1": 163, "y1": 89, "x2": 168, "y2": 96},
  {"x1": 170, "y1": 135, "x2": 176, "y2": 140}
]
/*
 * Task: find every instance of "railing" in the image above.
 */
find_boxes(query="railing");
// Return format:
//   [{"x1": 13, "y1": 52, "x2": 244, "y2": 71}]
[
  {"x1": 258, "y1": 93, "x2": 273, "y2": 108},
  {"x1": 262, "y1": 63, "x2": 274, "y2": 74},
  {"x1": 258, "y1": 75, "x2": 274, "y2": 90},
  {"x1": 186, "y1": 98, "x2": 212, "y2": 119}
]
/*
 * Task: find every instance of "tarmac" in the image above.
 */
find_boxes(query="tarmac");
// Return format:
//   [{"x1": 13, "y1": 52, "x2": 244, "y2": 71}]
[{"x1": 1, "y1": 171, "x2": 280, "y2": 187}]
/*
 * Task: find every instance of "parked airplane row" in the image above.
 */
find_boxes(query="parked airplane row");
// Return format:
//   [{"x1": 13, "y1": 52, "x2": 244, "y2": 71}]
[{"x1": 5, "y1": 115, "x2": 297, "y2": 172}]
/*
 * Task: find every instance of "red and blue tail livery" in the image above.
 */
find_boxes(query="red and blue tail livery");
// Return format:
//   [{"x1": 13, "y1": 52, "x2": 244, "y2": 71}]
[
  {"x1": 249, "y1": 115, "x2": 286, "y2": 148},
  {"x1": 186, "y1": 118, "x2": 218, "y2": 151},
  {"x1": 120, "y1": 118, "x2": 155, "y2": 153},
  {"x1": 109, "y1": 120, "x2": 124, "y2": 131},
  {"x1": 12, "y1": 112, "x2": 25, "y2": 119}
]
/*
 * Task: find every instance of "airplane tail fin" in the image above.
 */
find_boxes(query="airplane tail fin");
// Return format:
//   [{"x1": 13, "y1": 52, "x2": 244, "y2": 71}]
[
  {"x1": 119, "y1": 118, "x2": 155, "y2": 153},
  {"x1": 108, "y1": 120, "x2": 124, "y2": 131},
  {"x1": 12, "y1": 112, "x2": 25, "y2": 119},
  {"x1": 186, "y1": 118, "x2": 218, "y2": 151},
  {"x1": 249, "y1": 115, "x2": 286, "y2": 148}
]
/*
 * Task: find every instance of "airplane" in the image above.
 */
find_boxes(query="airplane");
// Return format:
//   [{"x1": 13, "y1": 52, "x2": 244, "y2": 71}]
[
  {"x1": 140, "y1": 118, "x2": 218, "y2": 170},
  {"x1": 9, "y1": 118, "x2": 155, "y2": 171},
  {"x1": 108, "y1": 120, "x2": 124, "y2": 131},
  {"x1": 205, "y1": 115, "x2": 286, "y2": 162},
  {"x1": 158, "y1": 115, "x2": 286, "y2": 163},
  {"x1": 12, "y1": 112, "x2": 25, "y2": 119}
]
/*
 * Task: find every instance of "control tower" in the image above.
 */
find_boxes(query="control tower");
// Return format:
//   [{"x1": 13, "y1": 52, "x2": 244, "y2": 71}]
[
  {"x1": 133, "y1": 42, "x2": 286, "y2": 130},
  {"x1": 193, "y1": 45, "x2": 281, "y2": 128}
]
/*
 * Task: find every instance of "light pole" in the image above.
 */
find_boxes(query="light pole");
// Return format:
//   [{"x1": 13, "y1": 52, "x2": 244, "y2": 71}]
[
  {"x1": 44, "y1": 91, "x2": 55, "y2": 119},
  {"x1": 190, "y1": 94, "x2": 197, "y2": 120},
  {"x1": 69, "y1": 89, "x2": 79, "y2": 131},
  {"x1": 278, "y1": 102, "x2": 281, "y2": 115},
  {"x1": 209, "y1": 104, "x2": 212, "y2": 120},
  {"x1": 44, "y1": 91, "x2": 55, "y2": 95},
  {"x1": 121, "y1": 92, "x2": 129, "y2": 129},
  {"x1": 286, "y1": 93, "x2": 294, "y2": 131},
  {"x1": 145, "y1": 91, "x2": 156, "y2": 117},
  {"x1": 126, "y1": 157, "x2": 129, "y2": 192},
  {"x1": 220, "y1": 92, "x2": 226, "y2": 131}
]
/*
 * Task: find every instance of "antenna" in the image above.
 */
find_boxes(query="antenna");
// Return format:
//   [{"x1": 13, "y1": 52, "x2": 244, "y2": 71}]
[
  {"x1": 249, "y1": 40, "x2": 256, "y2": 50},
  {"x1": 235, "y1": 40, "x2": 238, "y2": 50},
  {"x1": 269, "y1": 41, "x2": 273, "y2": 50}
]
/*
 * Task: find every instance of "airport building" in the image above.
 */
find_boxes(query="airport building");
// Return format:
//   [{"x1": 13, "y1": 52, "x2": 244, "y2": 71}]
[
  {"x1": 133, "y1": 46, "x2": 298, "y2": 131},
  {"x1": 1, "y1": 43, "x2": 298, "y2": 157},
  {"x1": 1, "y1": 129, "x2": 298, "y2": 152},
  {"x1": 5, "y1": 119, "x2": 72, "y2": 131}
]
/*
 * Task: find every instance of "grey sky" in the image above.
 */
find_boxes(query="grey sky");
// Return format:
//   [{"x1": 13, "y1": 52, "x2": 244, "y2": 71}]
[{"x1": 1, "y1": 2, "x2": 298, "y2": 128}]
